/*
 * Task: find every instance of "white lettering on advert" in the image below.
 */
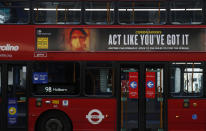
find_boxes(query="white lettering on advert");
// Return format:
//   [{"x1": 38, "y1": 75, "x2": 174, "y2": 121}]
[{"x1": 0, "y1": 44, "x2": 19, "y2": 51}]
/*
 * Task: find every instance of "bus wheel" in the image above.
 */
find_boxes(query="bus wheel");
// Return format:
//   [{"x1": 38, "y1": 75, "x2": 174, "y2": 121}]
[{"x1": 36, "y1": 110, "x2": 72, "y2": 131}]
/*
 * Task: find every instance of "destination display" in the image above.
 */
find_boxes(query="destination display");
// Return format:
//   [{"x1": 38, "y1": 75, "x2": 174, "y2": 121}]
[{"x1": 36, "y1": 28, "x2": 206, "y2": 52}]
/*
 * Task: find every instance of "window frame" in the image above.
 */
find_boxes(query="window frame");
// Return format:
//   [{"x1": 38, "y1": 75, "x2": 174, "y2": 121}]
[
  {"x1": 117, "y1": 1, "x2": 167, "y2": 25},
  {"x1": 169, "y1": 62, "x2": 204, "y2": 98},
  {"x1": 170, "y1": 0, "x2": 204, "y2": 25},
  {"x1": 84, "y1": 1, "x2": 115, "y2": 25},
  {"x1": 31, "y1": 61, "x2": 81, "y2": 97},
  {"x1": 33, "y1": 1, "x2": 82, "y2": 24},
  {"x1": 84, "y1": 61, "x2": 115, "y2": 97}
]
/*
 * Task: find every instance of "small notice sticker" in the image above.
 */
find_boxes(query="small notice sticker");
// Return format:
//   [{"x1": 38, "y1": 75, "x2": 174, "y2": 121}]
[
  {"x1": 37, "y1": 37, "x2": 48, "y2": 49},
  {"x1": 62, "y1": 100, "x2": 69, "y2": 106}
]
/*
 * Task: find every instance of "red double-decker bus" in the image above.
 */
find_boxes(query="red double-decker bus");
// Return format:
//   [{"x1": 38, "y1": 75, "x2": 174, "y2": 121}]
[{"x1": 0, "y1": 0, "x2": 206, "y2": 131}]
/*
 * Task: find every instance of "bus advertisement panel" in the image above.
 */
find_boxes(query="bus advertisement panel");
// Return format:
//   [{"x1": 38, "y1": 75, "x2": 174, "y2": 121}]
[{"x1": 36, "y1": 28, "x2": 206, "y2": 52}]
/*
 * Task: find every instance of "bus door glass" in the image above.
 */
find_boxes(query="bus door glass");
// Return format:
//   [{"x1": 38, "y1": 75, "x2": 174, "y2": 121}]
[
  {"x1": 121, "y1": 66, "x2": 139, "y2": 131},
  {"x1": 145, "y1": 67, "x2": 164, "y2": 131},
  {"x1": 7, "y1": 65, "x2": 27, "y2": 129}
]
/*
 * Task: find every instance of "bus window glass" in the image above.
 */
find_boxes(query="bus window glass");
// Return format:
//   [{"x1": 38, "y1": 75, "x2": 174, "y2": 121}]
[
  {"x1": 8, "y1": 66, "x2": 26, "y2": 95},
  {"x1": 32, "y1": 62, "x2": 80, "y2": 95},
  {"x1": 170, "y1": 0, "x2": 203, "y2": 24},
  {"x1": 170, "y1": 63, "x2": 203, "y2": 97},
  {"x1": 184, "y1": 68, "x2": 203, "y2": 93},
  {"x1": 0, "y1": 2, "x2": 29, "y2": 24},
  {"x1": 85, "y1": 63, "x2": 114, "y2": 96},
  {"x1": 170, "y1": 67, "x2": 181, "y2": 96},
  {"x1": 85, "y1": 2, "x2": 114, "y2": 24},
  {"x1": 34, "y1": 2, "x2": 81, "y2": 24},
  {"x1": 118, "y1": 1, "x2": 166, "y2": 25}
]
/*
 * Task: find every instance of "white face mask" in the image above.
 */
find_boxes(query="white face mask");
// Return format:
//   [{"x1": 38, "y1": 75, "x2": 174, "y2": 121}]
[{"x1": 71, "y1": 38, "x2": 81, "y2": 50}]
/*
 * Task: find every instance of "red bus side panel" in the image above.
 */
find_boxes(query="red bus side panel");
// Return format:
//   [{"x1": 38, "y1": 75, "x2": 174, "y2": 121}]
[
  {"x1": 28, "y1": 98, "x2": 116, "y2": 131},
  {"x1": 168, "y1": 99, "x2": 206, "y2": 131}
]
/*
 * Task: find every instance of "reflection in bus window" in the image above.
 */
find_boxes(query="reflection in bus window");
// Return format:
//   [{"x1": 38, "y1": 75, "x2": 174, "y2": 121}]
[
  {"x1": 85, "y1": 2, "x2": 114, "y2": 24},
  {"x1": 184, "y1": 68, "x2": 203, "y2": 93},
  {"x1": 170, "y1": 67, "x2": 181, "y2": 95},
  {"x1": 170, "y1": 64, "x2": 203, "y2": 97},
  {"x1": 0, "y1": 2, "x2": 29, "y2": 24},
  {"x1": 34, "y1": 2, "x2": 81, "y2": 24},
  {"x1": 0, "y1": 3, "x2": 10, "y2": 23},
  {"x1": 8, "y1": 66, "x2": 26, "y2": 96},
  {"x1": 118, "y1": 1, "x2": 166, "y2": 25},
  {"x1": 85, "y1": 67, "x2": 114, "y2": 96},
  {"x1": 32, "y1": 62, "x2": 80, "y2": 95},
  {"x1": 170, "y1": 0, "x2": 203, "y2": 24}
]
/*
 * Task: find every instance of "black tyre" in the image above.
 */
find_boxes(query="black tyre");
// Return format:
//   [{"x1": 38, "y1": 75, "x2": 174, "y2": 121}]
[{"x1": 36, "y1": 110, "x2": 72, "y2": 131}]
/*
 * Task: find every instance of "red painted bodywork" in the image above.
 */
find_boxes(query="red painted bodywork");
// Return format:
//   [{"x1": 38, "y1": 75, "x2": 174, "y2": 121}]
[
  {"x1": 1, "y1": 25, "x2": 206, "y2": 131},
  {"x1": 168, "y1": 99, "x2": 206, "y2": 131},
  {"x1": 28, "y1": 98, "x2": 116, "y2": 131}
]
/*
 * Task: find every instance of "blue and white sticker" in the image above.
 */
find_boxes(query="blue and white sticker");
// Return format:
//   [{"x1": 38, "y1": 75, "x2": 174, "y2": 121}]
[
  {"x1": 192, "y1": 114, "x2": 198, "y2": 120},
  {"x1": 147, "y1": 81, "x2": 154, "y2": 88},
  {"x1": 8, "y1": 98, "x2": 17, "y2": 125},
  {"x1": 130, "y1": 81, "x2": 137, "y2": 89},
  {"x1": 62, "y1": 100, "x2": 69, "y2": 107},
  {"x1": 33, "y1": 72, "x2": 48, "y2": 84}
]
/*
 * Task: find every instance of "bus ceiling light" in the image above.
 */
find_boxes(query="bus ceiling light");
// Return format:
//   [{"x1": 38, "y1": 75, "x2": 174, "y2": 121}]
[
  {"x1": 24, "y1": 8, "x2": 81, "y2": 11},
  {"x1": 118, "y1": 8, "x2": 166, "y2": 11},
  {"x1": 171, "y1": 8, "x2": 202, "y2": 11},
  {"x1": 24, "y1": 8, "x2": 202, "y2": 12},
  {"x1": 25, "y1": 8, "x2": 166, "y2": 12},
  {"x1": 172, "y1": 62, "x2": 202, "y2": 65},
  {"x1": 85, "y1": 9, "x2": 114, "y2": 11},
  {"x1": 171, "y1": 9, "x2": 185, "y2": 11},
  {"x1": 186, "y1": 8, "x2": 202, "y2": 11}
]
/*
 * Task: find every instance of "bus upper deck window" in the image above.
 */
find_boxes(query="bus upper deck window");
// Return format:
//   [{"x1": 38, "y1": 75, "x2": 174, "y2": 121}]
[
  {"x1": 118, "y1": 1, "x2": 166, "y2": 25},
  {"x1": 34, "y1": 1, "x2": 81, "y2": 24},
  {"x1": 0, "y1": 2, "x2": 29, "y2": 24},
  {"x1": 170, "y1": 0, "x2": 203, "y2": 24},
  {"x1": 85, "y1": 2, "x2": 114, "y2": 25}
]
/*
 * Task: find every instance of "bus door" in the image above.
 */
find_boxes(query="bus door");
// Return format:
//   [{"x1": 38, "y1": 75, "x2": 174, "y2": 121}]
[
  {"x1": 7, "y1": 64, "x2": 27, "y2": 130},
  {"x1": 145, "y1": 65, "x2": 165, "y2": 131},
  {"x1": 120, "y1": 64, "x2": 166, "y2": 131},
  {"x1": 121, "y1": 66, "x2": 139, "y2": 131}
]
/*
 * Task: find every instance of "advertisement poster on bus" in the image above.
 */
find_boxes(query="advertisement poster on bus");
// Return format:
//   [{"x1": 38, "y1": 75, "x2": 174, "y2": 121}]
[
  {"x1": 8, "y1": 98, "x2": 17, "y2": 125},
  {"x1": 128, "y1": 72, "x2": 138, "y2": 99},
  {"x1": 146, "y1": 72, "x2": 156, "y2": 99},
  {"x1": 36, "y1": 28, "x2": 206, "y2": 52}
]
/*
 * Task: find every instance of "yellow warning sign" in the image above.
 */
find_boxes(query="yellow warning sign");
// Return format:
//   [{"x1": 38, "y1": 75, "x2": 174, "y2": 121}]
[
  {"x1": 9, "y1": 107, "x2": 17, "y2": 115},
  {"x1": 37, "y1": 37, "x2": 48, "y2": 49}
]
